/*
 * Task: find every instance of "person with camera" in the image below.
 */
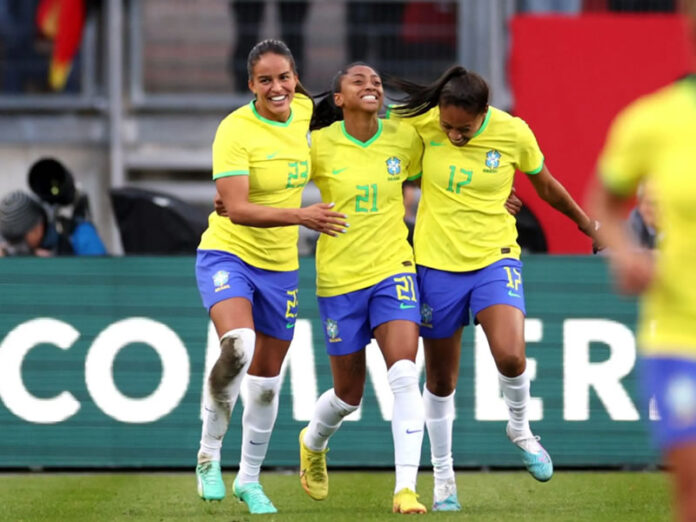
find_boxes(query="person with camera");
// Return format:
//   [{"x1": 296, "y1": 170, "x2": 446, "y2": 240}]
[
  {"x1": 0, "y1": 190, "x2": 53, "y2": 257},
  {"x1": 0, "y1": 157, "x2": 107, "y2": 257}
]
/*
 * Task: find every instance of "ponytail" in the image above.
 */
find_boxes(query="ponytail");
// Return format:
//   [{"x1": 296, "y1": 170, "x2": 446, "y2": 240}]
[{"x1": 388, "y1": 65, "x2": 489, "y2": 117}]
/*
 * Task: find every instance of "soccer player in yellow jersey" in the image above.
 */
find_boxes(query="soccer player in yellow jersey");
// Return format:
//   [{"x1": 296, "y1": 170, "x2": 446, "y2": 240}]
[
  {"x1": 296, "y1": 63, "x2": 427, "y2": 514},
  {"x1": 194, "y1": 40, "x2": 346, "y2": 514},
  {"x1": 388, "y1": 66, "x2": 598, "y2": 510},
  {"x1": 592, "y1": 28, "x2": 696, "y2": 519}
]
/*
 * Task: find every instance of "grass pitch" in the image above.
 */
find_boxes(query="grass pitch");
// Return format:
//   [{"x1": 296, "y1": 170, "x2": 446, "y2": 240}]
[{"x1": 0, "y1": 470, "x2": 670, "y2": 522}]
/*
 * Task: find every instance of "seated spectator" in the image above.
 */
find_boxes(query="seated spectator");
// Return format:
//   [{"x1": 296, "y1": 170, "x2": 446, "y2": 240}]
[
  {"x1": 627, "y1": 182, "x2": 659, "y2": 249},
  {"x1": 0, "y1": 190, "x2": 52, "y2": 256}
]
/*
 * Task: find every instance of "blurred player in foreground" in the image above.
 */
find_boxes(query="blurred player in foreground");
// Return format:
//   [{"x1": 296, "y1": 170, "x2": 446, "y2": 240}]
[{"x1": 591, "y1": 3, "x2": 696, "y2": 519}]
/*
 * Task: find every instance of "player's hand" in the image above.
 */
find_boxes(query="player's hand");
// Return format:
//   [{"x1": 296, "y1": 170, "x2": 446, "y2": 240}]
[
  {"x1": 298, "y1": 203, "x2": 349, "y2": 237},
  {"x1": 213, "y1": 191, "x2": 228, "y2": 217},
  {"x1": 504, "y1": 187, "x2": 523, "y2": 216},
  {"x1": 610, "y1": 249, "x2": 654, "y2": 294}
]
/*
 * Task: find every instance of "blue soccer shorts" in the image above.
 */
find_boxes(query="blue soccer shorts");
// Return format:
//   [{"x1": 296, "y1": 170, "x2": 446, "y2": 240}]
[
  {"x1": 417, "y1": 258, "x2": 526, "y2": 339},
  {"x1": 317, "y1": 272, "x2": 421, "y2": 356},
  {"x1": 195, "y1": 249, "x2": 298, "y2": 341},
  {"x1": 640, "y1": 355, "x2": 696, "y2": 451}
]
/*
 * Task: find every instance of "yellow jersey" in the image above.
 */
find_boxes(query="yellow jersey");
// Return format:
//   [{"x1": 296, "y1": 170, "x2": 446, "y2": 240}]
[
  {"x1": 198, "y1": 93, "x2": 313, "y2": 271},
  {"x1": 598, "y1": 76, "x2": 696, "y2": 356},
  {"x1": 388, "y1": 105, "x2": 544, "y2": 272},
  {"x1": 311, "y1": 119, "x2": 423, "y2": 297}
]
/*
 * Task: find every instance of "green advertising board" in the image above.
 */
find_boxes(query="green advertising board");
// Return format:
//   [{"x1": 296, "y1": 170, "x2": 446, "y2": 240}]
[{"x1": 0, "y1": 256, "x2": 657, "y2": 469}]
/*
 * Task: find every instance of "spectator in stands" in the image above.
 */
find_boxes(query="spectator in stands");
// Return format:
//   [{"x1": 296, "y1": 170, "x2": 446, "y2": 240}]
[
  {"x1": 346, "y1": 2, "x2": 407, "y2": 76},
  {"x1": 517, "y1": 0, "x2": 582, "y2": 13},
  {"x1": 228, "y1": 1, "x2": 309, "y2": 92},
  {"x1": 626, "y1": 182, "x2": 659, "y2": 249},
  {"x1": 0, "y1": 190, "x2": 52, "y2": 256}
]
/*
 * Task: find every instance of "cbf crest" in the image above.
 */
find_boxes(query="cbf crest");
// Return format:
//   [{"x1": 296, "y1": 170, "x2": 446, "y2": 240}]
[
  {"x1": 386, "y1": 156, "x2": 401, "y2": 176},
  {"x1": 213, "y1": 270, "x2": 230, "y2": 292},
  {"x1": 325, "y1": 318, "x2": 342, "y2": 343},
  {"x1": 485, "y1": 150, "x2": 501, "y2": 170}
]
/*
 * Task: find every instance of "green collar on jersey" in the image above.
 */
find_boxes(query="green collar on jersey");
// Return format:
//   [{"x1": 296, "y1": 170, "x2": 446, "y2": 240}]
[
  {"x1": 250, "y1": 100, "x2": 294, "y2": 127},
  {"x1": 471, "y1": 107, "x2": 492, "y2": 139},
  {"x1": 340, "y1": 119, "x2": 383, "y2": 148}
]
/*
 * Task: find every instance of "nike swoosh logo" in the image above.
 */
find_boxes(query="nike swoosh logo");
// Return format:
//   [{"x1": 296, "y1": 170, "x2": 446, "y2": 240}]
[
  {"x1": 332, "y1": 167, "x2": 348, "y2": 175},
  {"x1": 399, "y1": 303, "x2": 416, "y2": 309},
  {"x1": 429, "y1": 141, "x2": 443, "y2": 146},
  {"x1": 508, "y1": 290, "x2": 521, "y2": 298},
  {"x1": 249, "y1": 440, "x2": 265, "y2": 446},
  {"x1": 286, "y1": 323, "x2": 295, "y2": 329},
  {"x1": 406, "y1": 429, "x2": 422, "y2": 434},
  {"x1": 266, "y1": 152, "x2": 278, "y2": 159}
]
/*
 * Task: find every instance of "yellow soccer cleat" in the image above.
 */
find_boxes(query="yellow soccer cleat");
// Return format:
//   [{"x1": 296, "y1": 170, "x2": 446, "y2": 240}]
[
  {"x1": 392, "y1": 488, "x2": 427, "y2": 514},
  {"x1": 299, "y1": 427, "x2": 329, "y2": 500}
]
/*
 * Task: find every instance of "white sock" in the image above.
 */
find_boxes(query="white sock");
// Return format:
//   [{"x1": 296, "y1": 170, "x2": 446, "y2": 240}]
[
  {"x1": 389, "y1": 359, "x2": 425, "y2": 494},
  {"x1": 198, "y1": 328, "x2": 255, "y2": 462},
  {"x1": 423, "y1": 387, "x2": 455, "y2": 483},
  {"x1": 498, "y1": 366, "x2": 531, "y2": 436},
  {"x1": 237, "y1": 374, "x2": 281, "y2": 484},
  {"x1": 303, "y1": 389, "x2": 358, "y2": 451}
]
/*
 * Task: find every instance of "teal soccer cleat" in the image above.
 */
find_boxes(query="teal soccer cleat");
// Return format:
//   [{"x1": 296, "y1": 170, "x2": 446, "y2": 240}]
[
  {"x1": 233, "y1": 477, "x2": 278, "y2": 514},
  {"x1": 196, "y1": 460, "x2": 225, "y2": 501},
  {"x1": 432, "y1": 478, "x2": 462, "y2": 512},
  {"x1": 506, "y1": 423, "x2": 553, "y2": 482}
]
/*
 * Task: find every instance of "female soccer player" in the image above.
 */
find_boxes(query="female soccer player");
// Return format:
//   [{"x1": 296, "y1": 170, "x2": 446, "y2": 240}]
[
  {"x1": 195, "y1": 39, "x2": 347, "y2": 514},
  {"x1": 591, "y1": 67, "x2": 696, "y2": 522},
  {"x1": 387, "y1": 66, "x2": 597, "y2": 511},
  {"x1": 297, "y1": 63, "x2": 428, "y2": 514}
]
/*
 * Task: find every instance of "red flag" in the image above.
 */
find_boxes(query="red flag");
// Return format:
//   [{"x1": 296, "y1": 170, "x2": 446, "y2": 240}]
[{"x1": 36, "y1": 0, "x2": 86, "y2": 91}]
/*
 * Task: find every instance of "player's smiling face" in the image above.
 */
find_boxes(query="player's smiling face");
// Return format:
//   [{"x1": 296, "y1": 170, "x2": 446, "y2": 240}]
[
  {"x1": 249, "y1": 52, "x2": 298, "y2": 122},
  {"x1": 439, "y1": 104, "x2": 488, "y2": 147},
  {"x1": 334, "y1": 65, "x2": 383, "y2": 114}
]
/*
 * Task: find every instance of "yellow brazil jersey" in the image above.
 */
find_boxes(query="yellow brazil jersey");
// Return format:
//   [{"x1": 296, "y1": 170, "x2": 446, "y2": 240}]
[
  {"x1": 387, "y1": 105, "x2": 544, "y2": 272},
  {"x1": 198, "y1": 93, "x2": 313, "y2": 271},
  {"x1": 311, "y1": 119, "x2": 423, "y2": 297},
  {"x1": 598, "y1": 77, "x2": 696, "y2": 357}
]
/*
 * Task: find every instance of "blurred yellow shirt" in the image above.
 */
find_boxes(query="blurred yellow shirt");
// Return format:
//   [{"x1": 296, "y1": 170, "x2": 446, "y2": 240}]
[
  {"x1": 599, "y1": 76, "x2": 696, "y2": 357},
  {"x1": 389, "y1": 106, "x2": 544, "y2": 272},
  {"x1": 311, "y1": 119, "x2": 423, "y2": 297},
  {"x1": 198, "y1": 94, "x2": 313, "y2": 271}
]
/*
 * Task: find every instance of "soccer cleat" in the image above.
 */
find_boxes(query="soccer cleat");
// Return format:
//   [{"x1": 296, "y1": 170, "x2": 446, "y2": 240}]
[
  {"x1": 232, "y1": 477, "x2": 278, "y2": 514},
  {"x1": 196, "y1": 459, "x2": 225, "y2": 501},
  {"x1": 506, "y1": 423, "x2": 553, "y2": 482},
  {"x1": 299, "y1": 427, "x2": 329, "y2": 500},
  {"x1": 393, "y1": 488, "x2": 427, "y2": 514},
  {"x1": 432, "y1": 478, "x2": 462, "y2": 512}
]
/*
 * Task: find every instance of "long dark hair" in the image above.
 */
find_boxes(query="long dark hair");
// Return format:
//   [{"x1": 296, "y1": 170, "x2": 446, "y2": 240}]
[
  {"x1": 387, "y1": 65, "x2": 489, "y2": 118},
  {"x1": 246, "y1": 39, "x2": 312, "y2": 99},
  {"x1": 309, "y1": 62, "x2": 375, "y2": 131}
]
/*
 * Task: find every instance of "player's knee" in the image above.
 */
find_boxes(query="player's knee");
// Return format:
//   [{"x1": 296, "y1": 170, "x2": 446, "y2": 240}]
[
  {"x1": 496, "y1": 353, "x2": 525, "y2": 377},
  {"x1": 387, "y1": 359, "x2": 418, "y2": 394},
  {"x1": 209, "y1": 328, "x2": 255, "y2": 400},
  {"x1": 246, "y1": 374, "x2": 281, "y2": 405}
]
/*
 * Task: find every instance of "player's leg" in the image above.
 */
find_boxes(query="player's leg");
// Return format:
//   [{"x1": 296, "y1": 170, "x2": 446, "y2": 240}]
[
  {"x1": 423, "y1": 333, "x2": 462, "y2": 511},
  {"x1": 232, "y1": 267, "x2": 298, "y2": 514},
  {"x1": 300, "y1": 290, "x2": 369, "y2": 500},
  {"x1": 373, "y1": 318, "x2": 426, "y2": 515},
  {"x1": 473, "y1": 260, "x2": 552, "y2": 482},
  {"x1": 641, "y1": 356, "x2": 696, "y2": 522},
  {"x1": 300, "y1": 350, "x2": 364, "y2": 500},
  {"x1": 418, "y1": 266, "x2": 469, "y2": 511},
  {"x1": 195, "y1": 251, "x2": 257, "y2": 501}
]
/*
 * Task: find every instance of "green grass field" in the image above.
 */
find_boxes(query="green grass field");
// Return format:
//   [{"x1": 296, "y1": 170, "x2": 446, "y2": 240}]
[{"x1": 0, "y1": 470, "x2": 670, "y2": 522}]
